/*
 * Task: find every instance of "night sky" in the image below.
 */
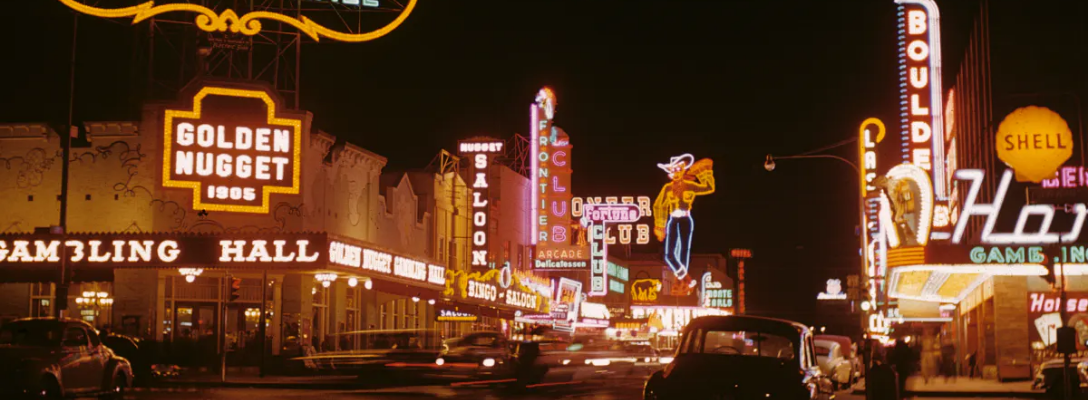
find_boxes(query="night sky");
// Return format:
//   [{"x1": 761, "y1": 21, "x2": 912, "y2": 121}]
[{"x1": 2, "y1": 0, "x2": 978, "y2": 330}]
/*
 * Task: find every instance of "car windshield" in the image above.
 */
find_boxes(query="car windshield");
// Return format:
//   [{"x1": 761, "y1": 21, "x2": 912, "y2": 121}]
[
  {"x1": 816, "y1": 345, "x2": 832, "y2": 356},
  {"x1": 687, "y1": 329, "x2": 795, "y2": 360},
  {"x1": 0, "y1": 320, "x2": 64, "y2": 346}
]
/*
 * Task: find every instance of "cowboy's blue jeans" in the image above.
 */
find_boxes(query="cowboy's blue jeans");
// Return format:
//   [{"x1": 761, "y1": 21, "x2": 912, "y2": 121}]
[{"x1": 663, "y1": 215, "x2": 692, "y2": 279}]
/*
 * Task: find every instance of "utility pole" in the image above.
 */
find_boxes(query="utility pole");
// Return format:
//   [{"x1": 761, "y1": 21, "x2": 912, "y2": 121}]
[
  {"x1": 55, "y1": 12, "x2": 78, "y2": 319},
  {"x1": 258, "y1": 270, "x2": 268, "y2": 377}
]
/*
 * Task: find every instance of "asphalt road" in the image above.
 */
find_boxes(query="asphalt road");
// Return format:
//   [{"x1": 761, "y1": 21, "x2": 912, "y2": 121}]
[
  {"x1": 122, "y1": 378, "x2": 646, "y2": 399},
  {"x1": 92, "y1": 381, "x2": 907, "y2": 400}
]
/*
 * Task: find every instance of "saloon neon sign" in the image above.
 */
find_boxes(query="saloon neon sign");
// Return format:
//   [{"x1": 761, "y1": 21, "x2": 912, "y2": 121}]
[{"x1": 459, "y1": 139, "x2": 503, "y2": 267}]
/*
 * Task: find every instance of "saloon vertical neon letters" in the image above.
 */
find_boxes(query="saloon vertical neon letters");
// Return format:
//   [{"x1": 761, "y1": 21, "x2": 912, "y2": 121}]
[{"x1": 458, "y1": 140, "x2": 504, "y2": 267}]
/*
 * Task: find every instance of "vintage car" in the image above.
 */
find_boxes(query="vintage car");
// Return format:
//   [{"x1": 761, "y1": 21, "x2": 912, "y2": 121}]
[
  {"x1": 643, "y1": 315, "x2": 834, "y2": 400},
  {"x1": 815, "y1": 334, "x2": 859, "y2": 383},
  {"x1": 814, "y1": 339, "x2": 852, "y2": 389},
  {"x1": 0, "y1": 318, "x2": 133, "y2": 399},
  {"x1": 434, "y1": 331, "x2": 515, "y2": 378}
]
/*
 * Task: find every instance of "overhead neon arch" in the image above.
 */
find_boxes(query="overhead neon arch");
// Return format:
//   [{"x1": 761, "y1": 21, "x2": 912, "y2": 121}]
[{"x1": 58, "y1": 0, "x2": 416, "y2": 43}]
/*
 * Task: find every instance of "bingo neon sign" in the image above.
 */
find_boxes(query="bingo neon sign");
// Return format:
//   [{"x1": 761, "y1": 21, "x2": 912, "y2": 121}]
[{"x1": 163, "y1": 86, "x2": 304, "y2": 214}]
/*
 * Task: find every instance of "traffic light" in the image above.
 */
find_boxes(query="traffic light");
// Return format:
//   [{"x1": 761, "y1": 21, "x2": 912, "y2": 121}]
[
  {"x1": 229, "y1": 278, "x2": 242, "y2": 302},
  {"x1": 1044, "y1": 250, "x2": 1058, "y2": 289}
]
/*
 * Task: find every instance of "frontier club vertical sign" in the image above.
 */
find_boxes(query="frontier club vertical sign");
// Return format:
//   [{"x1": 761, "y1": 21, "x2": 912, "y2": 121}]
[
  {"x1": 459, "y1": 139, "x2": 504, "y2": 268},
  {"x1": 531, "y1": 88, "x2": 587, "y2": 269}
]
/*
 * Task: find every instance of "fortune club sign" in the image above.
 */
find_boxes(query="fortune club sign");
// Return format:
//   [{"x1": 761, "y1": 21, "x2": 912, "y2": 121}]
[{"x1": 163, "y1": 86, "x2": 305, "y2": 214}]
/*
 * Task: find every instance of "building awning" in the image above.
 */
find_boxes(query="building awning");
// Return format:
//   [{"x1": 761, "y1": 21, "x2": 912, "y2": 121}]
[{"x1": 886, "y1": 244, "x2": 1057, "y2": 304}]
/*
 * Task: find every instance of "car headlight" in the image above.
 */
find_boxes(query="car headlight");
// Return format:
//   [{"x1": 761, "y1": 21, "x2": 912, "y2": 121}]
[
  {"x1": 644, "y1": 357, "x2": 651, "y2": 363},
  {"x1": 435, "y1": 358, "x2": 445, "y2": 366},
  {"x1": 659, "y1": 356, "x2": 674, "y2": 364},
  {"x1": 482, "y1": 358, "x2": 495, "y2": 368}
]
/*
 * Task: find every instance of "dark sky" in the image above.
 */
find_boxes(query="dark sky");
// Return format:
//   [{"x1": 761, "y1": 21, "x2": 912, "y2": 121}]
[{"x1": 2, "y1": 0, "x2": 978, "y2": 329}]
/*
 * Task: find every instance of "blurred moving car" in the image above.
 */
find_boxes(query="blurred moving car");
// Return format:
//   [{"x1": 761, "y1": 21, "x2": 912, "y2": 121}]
[
  {"x1": 293, "y1": 328, "x2": 442, "y2": 380},
  {"x1": 815, "y1": 334, "x2": 860, "y2": 383},
  {"x1": 814, "y1": 339, "x2": 852, "y2": 389},
  {"x1": 434, "y1": 331, "x2": 514, "y2": 379},
  {"x1": 0, "y1": 318, "x2": 133, "y2": 399},
  {"x1": 1032, "y1": 357, "x2": 1087, "y2": 396},
  {"x1": 643, "y1": 315, "x2": 834, "y2": 400}
]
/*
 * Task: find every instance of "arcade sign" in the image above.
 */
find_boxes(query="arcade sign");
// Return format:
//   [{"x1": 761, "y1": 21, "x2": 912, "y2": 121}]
[{"x1": 163, "y1": 86, "x2": 305, "y2": 214}]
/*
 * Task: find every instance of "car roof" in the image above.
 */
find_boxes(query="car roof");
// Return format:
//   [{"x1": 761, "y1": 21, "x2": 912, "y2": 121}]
[
  {"x1": 814, "y1": 339, "x2": 840, "y2": 348},
  {"x1": 7, "y1": 317, "x2": 94, "y2": 329},
  {"x1": 684, "y1": 315, "x2": 808, "y2": 337}
]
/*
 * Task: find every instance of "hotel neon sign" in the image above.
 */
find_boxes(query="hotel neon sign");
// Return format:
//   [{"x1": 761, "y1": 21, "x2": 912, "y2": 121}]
[{"x1": 58, "y1": 0, "x2": 416, "y2": 43}]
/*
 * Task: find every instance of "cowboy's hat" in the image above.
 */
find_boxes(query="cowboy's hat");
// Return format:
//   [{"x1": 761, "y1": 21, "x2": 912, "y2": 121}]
[{"x1": 657, "y1": 153, "x2": 695, "y2": 173}]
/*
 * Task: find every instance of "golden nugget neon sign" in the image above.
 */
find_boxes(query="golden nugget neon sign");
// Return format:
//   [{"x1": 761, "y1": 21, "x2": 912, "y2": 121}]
[{"x1": 58, "y1": 0, "x2": 416, "y2": 43}]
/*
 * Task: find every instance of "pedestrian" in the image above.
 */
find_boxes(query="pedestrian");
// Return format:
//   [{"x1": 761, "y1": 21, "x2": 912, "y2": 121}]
[
  {"x1": 921, "y1": 345, "x2": 937, "y2": 384},
  {"x1": 940, "y1": 342, "x2": 956, "y2": 383},
  {"x1": 966, "y1": 351, "x2": 978, "y2": 378},
  {"x1": 891, "y1": 340, "x2": 916, "y2": 398}
]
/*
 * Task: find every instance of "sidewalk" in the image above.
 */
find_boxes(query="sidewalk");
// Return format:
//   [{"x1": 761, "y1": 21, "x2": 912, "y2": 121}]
[
  {"x1": 154, "y1": 368, "x2": 367, "y2": 390},
  {"x1": 854, "y1": 376, "x2": 1044, "y2": 398}
]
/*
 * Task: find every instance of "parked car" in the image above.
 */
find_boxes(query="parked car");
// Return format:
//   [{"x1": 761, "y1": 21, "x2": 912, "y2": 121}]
[
  {"x1": 0, "y1": 318, "x2": 133, "y2": 399},
  {"x1": 434, "y1": 331, "x2": 514, "y2": 379},
  {"x1": 815, "y1": 334, "x2": 860, "y2": 383},
  {"x1": 643, "y1": 315, "x2": 834, "y2": 399},
  {"x1": 101, "y1": 333, "x2": 151, "y2": 386},
  {"x1": 814, "y1": 339, "x2": 852, "y2": 389}
]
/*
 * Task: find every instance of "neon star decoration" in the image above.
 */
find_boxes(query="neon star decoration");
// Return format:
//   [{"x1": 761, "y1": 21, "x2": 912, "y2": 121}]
[
  {"x1": 653, "y1": 154, "x2": 715, "y2": 280},
  {"x1": 58, "y1": 0, "x2": 416, "y2": 43}
]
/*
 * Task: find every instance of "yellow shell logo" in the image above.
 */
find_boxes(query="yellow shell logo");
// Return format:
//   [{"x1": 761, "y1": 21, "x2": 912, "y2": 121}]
[{"x1": 996, "y1": 106, "x2": 1074, "y2": 183}]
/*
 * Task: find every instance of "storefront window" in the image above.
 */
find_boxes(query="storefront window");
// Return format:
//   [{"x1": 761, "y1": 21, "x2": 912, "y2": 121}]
[
  {"x1": 380, "y1": 303, "x2": 388, "y2": 330},
  {"x1": 30, "y1": 283, "x2": 53, "y2": 318}
]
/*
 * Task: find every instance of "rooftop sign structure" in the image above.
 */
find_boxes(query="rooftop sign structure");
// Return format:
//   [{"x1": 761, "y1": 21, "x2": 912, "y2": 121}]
[{"x1": 58, "y1": 0, "x2": 416, "y2": 43}]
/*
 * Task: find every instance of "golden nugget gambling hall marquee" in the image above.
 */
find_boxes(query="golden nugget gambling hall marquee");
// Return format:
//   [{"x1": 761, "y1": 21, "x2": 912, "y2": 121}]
[
  {"x1": 0, "y1": 233, "x2": 447, "y2": 290},
  {"x1": 163, "y1": 85, "x2": 306, "y2": 214}
]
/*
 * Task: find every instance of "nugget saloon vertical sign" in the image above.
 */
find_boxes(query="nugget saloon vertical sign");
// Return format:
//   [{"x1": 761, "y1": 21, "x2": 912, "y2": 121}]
[{"x1": 163, "y1": 86, "x2": 307, "y2": 214}]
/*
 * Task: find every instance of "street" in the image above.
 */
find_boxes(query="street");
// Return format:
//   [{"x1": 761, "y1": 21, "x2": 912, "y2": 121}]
[{"x1": 114, "y1": 385, "x2": 1039, "y2": 400}]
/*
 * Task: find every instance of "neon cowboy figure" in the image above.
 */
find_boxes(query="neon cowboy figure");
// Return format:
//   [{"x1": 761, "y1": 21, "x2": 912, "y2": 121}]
[{"x1": 653, "y1": 154, "x2": 715, "y2": 282}]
